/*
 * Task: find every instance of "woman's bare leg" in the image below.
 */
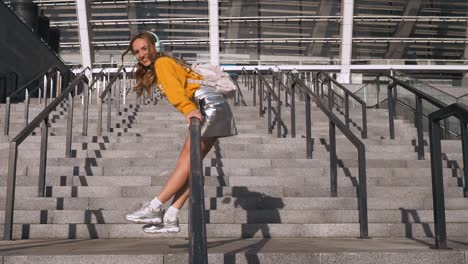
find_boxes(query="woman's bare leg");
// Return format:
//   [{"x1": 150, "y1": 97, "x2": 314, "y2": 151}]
[{"x1": 156, "y1": 135, "x2": 217, "y2": 207}]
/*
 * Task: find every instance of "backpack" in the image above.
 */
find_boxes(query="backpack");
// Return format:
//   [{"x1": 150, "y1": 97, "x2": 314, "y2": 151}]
[{"x1": 187, "y1": 63, "x2": 237, "y2": 98}]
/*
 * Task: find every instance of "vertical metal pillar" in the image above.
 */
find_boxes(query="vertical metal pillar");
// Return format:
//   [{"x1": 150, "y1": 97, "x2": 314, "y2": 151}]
[
  {"x1": 76, "y1": 0, "x2": 94, "y2": 77},
  {"x1": 208, "y1": 0, "x2": 220, "y2": 66},
  {"x1": 305, "y1": 93, "x2": 312, "y2": 159},
  {"x1": 339, "y1": 0, "x2": 354, "y2": 84},
  {"x1": 461, "y1": 122, "x2": 468, "y2": 197},
  {"x1": 429, "y1": 118, "x2": 447, "y2": 249},
  {"x1": 38, "y1": 118, "x2": 49, "y2": 197}
]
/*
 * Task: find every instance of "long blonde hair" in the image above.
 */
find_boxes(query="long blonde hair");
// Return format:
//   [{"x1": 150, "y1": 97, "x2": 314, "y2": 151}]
[{"x1": 122, "y1": 32, "x2": 163, "y2": 97}]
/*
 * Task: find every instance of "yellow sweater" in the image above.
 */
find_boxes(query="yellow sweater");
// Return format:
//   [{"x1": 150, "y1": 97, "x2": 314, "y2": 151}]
[{"x1": 155, "y1": 57, "x2": 202, "y2": 115}]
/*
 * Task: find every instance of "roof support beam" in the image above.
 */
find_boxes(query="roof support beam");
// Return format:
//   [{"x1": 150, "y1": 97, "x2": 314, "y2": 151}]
[
  {"x1": 463, "y1": 21, "x2": 468, "y2": 87},
  {"x1": 339, "y1": 0, "x2": 354, "y2": 84},
  {"x1": 306, "y1": 0, "x2": 334, "y2": 56},
  {"x1": 75, "y1": 0, "x2": 94, "y2": 75},
  {"x1": 208, "y1": 0, "x2": 219, "y2": 65},
  {"x1": 127, "y1": 3, "x2": 139, "y2": 38},
  {"x1": 385, "y1": 0, "x2": 422, "y2": 59}
]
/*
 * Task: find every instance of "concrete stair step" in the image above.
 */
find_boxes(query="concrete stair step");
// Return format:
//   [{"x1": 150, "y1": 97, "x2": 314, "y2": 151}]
[
  {"x1": 2, "y1": 222, "x2": 468, "y2": 239},
  {"x1": 3, "y1": 209, "x2": 468, "y2": 224},
  {"x1": 1, "y1": 237, "x2": 466, "y2": 264}
]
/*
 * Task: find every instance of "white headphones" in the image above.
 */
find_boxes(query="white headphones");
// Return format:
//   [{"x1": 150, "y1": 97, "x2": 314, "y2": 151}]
[{"x1": 147, "y1": 31, "x2": 164, "y2": 53}]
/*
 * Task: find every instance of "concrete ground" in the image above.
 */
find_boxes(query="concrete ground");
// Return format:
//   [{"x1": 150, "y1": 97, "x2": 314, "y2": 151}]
[{"x1": 1, "y1": 237, "x2": 468, "y2": 264}]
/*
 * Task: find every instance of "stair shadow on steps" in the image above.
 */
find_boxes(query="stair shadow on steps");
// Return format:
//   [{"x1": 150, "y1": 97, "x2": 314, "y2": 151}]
[
  {"x1": 205, "y1": 142, "x2": 227, "y2": 187},
  {"x1": 443, "y1": 153, "x2": 465, "y2": 188},
  {"x1": 399, "y1": 208, "x2": 434, "y2": 247},
  {"x1": 219, "y1": 186, "x2": 283, "y2": 264}
]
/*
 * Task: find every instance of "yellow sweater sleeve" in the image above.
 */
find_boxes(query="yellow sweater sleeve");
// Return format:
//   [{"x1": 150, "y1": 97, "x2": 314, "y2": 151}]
[{"x1": 155, "y1": 58, "x2": 198, "y2": 115}]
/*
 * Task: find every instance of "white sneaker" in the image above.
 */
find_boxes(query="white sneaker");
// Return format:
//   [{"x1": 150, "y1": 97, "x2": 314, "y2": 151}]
[
  {"x1": 125, "y1": 201, "x2": 163, "y2": 224},
  {"x1": 143, "y1": 217, "x2": 180, "y2": 233}
]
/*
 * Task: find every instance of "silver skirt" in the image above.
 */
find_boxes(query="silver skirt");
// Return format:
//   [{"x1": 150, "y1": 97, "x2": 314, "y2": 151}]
[{"x1": 194, "y1": 86, "x2": 237, "y2": 138}]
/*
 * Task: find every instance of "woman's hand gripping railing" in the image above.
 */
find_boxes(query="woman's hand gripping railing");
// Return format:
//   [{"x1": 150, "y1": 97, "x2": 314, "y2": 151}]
[
  {"x1": 256, "y1": 69, "x2": 288, "y2": 138},
  {"x1": 428, "y1": 103, "x2": 468, "y2": 249},
  {"x1": 97, "y1": 65, "x2": 126, "y2": 136},
  {"x1": 317, "y1": 73, "x2": 368, "y2": 139},
  {"x1": 188, "y1": 117, "x2": 208, "y2": 264},
  {"x1": 3, "y1": 66, "x2": 66, "y2": 136},
  {"x1": 3, "y1": 71, "x2": 89, "y2": 240},
  {"x1": 290, "y1": 76, "x2": 369, "y2": 239}
]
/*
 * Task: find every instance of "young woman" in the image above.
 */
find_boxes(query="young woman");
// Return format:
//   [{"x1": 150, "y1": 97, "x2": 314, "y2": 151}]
[{"x1": 122, "y1": 32, "x2": 237, "y2": 233}]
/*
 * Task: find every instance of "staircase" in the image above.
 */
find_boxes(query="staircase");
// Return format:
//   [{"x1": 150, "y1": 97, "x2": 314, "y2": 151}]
[{"x1": 0, "y1": 79, "x2": 467, "y2": 262}]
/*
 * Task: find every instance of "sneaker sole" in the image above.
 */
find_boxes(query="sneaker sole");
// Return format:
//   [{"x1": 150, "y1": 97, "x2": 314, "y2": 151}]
[
  {"x1": 143, "y1": 227, "x2": 180, "y2": 234},
  {"x1": 125, "y1": 217, "x2": 162, "y2": 224}
]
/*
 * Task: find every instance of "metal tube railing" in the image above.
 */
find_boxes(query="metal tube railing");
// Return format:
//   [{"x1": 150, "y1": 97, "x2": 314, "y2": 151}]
[
  {"x1": 385, "y1": 73, "x2": 448, "y2": 158},
  {"x1": 97, "y1": 65, "x2": 125, "y2": 136},
  {"x1": 291, "y1": 77, "x2": 368, "y2": 239},
  {"x1": 247, "y1": 69, "x2": 368, "y2": 238},
  {"x1": 4, "y1": 67, "x2": 62, "y2": 136},
  {"x1": 256, "y1": 69, "x2": 287, "y2": 137},
  {"x1": 428, "y1": 102, "x2": 468, "y2": 249},
  {"x1": 3, "y1": 71, "x2": 88, "y2": 240},
  {"x1": 188, "y1": 117, "x2": 207, "y2": 264},
  {"x1": 317, "y1": 72, "x2": 368, "y2": 139}
]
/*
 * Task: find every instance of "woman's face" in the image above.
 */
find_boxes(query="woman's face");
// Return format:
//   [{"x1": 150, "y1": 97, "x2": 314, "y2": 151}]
[{"x1": 132, "y1": 38, "x2": 153, "y2": 67}]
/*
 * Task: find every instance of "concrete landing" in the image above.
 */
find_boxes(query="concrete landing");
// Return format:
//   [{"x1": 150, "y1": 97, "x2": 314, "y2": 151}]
[{"x1": 1, "y1": 237, "x2": 468, "y2": 263}]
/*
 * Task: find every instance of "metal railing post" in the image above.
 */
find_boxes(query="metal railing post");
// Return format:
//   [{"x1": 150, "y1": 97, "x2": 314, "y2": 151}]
[
  {"x1": 444, "y1": 119, "x2": 449, "y2": 140},
  {"x1": 305, "y1": 93, "x2": 312, "y2": 159},
  {"x1": 376, "y1": 76, "x2": 381, "y2": 109},
  {"x1": 277, "y1": 97, "x2": 282, "y2": 138},
  {"x1": 387, "y1": 84, "x2": 396, "y2": 139},
  {"x1": 330, "y1": 121, "x2": 337, "y2": 197},
  {"x1": 4, "y1": 97, "x2": 10, "y2": 136},
  {"x1": 415, "y1": 95, "x2": 424, "y2": 160},
  {"x1": 429, "y1": 117, "x2": 447, "y2": 249},
  {"x1": 83, "y1": 81, "x2": 89, "y2": 136},
  {"x1": 357, "y1": 145, "x2": 369, "y2": 239},
  {"x1": 291, "y1": 85, "x2": 296, "y2": 138},
  {"x1": 3, "y1": 142, "x2": 18, "y2": 240},
  {"x1": 24, "y1": 90, "x2": 30, "y2": 128},
  {"x1": 123, "y1": 71, "x2": 127, "y2": 105},
  {"x1": 97, "y1": 99, "x2": 103, "y2": 136},
  {"x1": 344, "y1": 94, "x2": 350, "y2": 128},
  {"x1": 38, "y1": 117, "x2": 49, "y2": 197},
  {"x1": 253, "y1": 72, "x2": 257, "y2": 107},
  {"x1": 267, "y1": 90, "x2": 272, "y2": 134},
  {"x1": 188, "y1": 118, "x2": 208, "y2": 264},
  {"x1": 107, "y1": 87, "x2": 112, "y2": 132},
  {"x1": 361, "y1": 105, "x2": 368, "y2": 139},
  {"x1": 66, "y1": 93, "x2": 74, "y2": 158},
  {"x1": 461, "y1": 122, "x2": 468, "y2": 197},
  {"x1": 259, "y1": 76, "x2": 264, "y2": 117}
]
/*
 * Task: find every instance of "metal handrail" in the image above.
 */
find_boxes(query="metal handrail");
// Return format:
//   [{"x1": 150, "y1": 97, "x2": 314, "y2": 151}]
[
  {"x1": 188, "y1": 117, "x2": 207, "y2": 264},
  {"x1": 290, "y1": 76, "x2": 368, "y2": 239},
  {"x1": 317, "y1": 72, "x2": 368, "y2": 139},
  {"x1": 4, "y1": 66, "x2": 65, "y2": 136},
  {"x1": 3, "y1": 71, "x2": 89, "y2": 240},
  {"x1": 7, "y1": 66, "x2": 60, "y2": 99},
  {"x1": 256, "y1": 69, "x2": 288, "y2": 137},
  {"x1": 383, "y1": 73, "x2": 451, "y2": 160},
  {"x1": 97, "y1": 65, "x2": 126, "y2": 136},
  {"x1": 428, "y1": 102, "x2": 468, "y2": 249},
  {"x1": 231, "y1": 76, "x2": 247, "y2": 106}
]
